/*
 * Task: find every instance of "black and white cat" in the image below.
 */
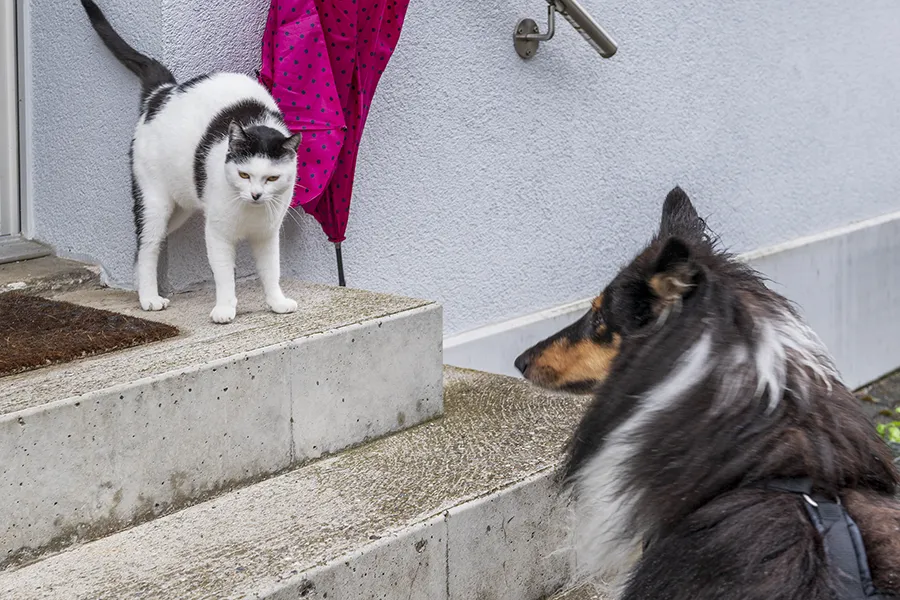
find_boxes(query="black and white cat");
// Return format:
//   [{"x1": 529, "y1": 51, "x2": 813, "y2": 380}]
[{"x1": 82, "y1": 0, "x2": 301, "y2": 323}]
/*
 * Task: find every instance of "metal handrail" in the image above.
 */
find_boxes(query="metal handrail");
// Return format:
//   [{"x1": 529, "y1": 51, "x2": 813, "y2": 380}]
[{"x1": 514, "y1": 0, "x2": 618, "y2": 60}]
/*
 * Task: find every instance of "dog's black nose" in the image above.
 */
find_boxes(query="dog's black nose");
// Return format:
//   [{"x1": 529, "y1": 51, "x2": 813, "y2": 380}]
[{"x1": 514, "y1": 353, "x2": 530, "y2": 375}]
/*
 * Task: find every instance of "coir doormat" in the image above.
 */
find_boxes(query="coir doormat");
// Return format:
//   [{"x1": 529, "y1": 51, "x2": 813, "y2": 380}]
[{"x1": 0, "y1": 292, "x2": 179, "y2": 377}]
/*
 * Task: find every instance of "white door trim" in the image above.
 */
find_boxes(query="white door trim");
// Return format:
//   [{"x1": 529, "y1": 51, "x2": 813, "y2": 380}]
[{"x1": 0, "y1": 0, "x2": 20, "y2": 236}]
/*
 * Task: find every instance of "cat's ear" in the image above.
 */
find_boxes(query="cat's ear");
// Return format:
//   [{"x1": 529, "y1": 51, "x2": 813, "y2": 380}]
[
  {"x1": 282, "y1": 132, "x2": 302, "y2": 153},
  {"x1": 228, "y1": 121, "x2": 247, "y2": 148}
]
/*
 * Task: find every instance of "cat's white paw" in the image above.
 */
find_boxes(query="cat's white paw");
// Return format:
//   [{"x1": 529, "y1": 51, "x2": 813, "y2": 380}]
[
  {"x1": 210, "y1": 304, "x2": 237, "y2": 324},
  {"x1": 140, "y1": 295, "x2": 170, "y2": 311},
  {"x1": 268, "y1": 296, "x2": 298, "y2": 314}
]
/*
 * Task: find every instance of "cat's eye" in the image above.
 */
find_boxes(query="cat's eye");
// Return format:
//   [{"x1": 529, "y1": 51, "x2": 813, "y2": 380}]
[
  {"x1": 266, "y1": 176, "x2": 280, "y2": 182},
  {"x1": 238, "y1": 172, "x2": 250, "y2": 179}
]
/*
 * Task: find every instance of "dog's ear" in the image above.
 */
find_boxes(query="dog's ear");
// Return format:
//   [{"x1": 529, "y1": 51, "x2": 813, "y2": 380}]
[
  {"x1": 649, "y1": 237, "x2": 700, "y2": 303},
  {"x1": 659, "y1": 187, "x2": 704, "y2": 241}
]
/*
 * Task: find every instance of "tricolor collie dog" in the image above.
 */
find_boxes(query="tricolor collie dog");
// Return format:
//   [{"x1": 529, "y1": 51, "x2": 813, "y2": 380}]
[{"x1": 515, "y1": 188, "x2": 900, "y2": 600}]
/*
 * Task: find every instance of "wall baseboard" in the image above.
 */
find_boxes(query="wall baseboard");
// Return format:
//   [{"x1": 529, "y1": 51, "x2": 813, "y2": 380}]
[{"x1": 445, "y1": 210, "x2": 900, "y2": 390}]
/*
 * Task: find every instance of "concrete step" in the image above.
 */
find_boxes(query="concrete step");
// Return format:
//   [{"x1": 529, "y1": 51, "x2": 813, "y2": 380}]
[
  {"x1": 0, "y1": 280, "x2": 443, "y2": 568},
  {"x1": 0, "y1": 368, "x2": 590, "y2": 600},
  {"x1": 0, "y1": 255, "x2": 101, "y2": 295},
  {"x1": 0, "y1": 237, "x2": 52, "y2": 266},
  {"x1": 549, "y1": 584, "x2": 610, "y2": 600}
]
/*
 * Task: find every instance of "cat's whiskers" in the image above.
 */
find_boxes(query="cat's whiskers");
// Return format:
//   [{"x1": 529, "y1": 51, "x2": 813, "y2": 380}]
[
  {"x1": 284, "y1": 206, "x2": 304, "y2": 231},
  {"x1": 265, "y1": 199, "x2": 278, "y2": 226}
]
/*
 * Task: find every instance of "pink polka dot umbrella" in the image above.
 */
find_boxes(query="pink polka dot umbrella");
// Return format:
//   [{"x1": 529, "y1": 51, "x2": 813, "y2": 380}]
[{"x1": 259, "y1": 0, "x2": 411, "y2": 286}]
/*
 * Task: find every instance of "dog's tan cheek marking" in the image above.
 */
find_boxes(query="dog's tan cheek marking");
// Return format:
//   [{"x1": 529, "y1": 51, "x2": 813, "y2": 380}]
[
  {"x1": 532, "y1": 339, "x2": 571, "y2": 372},
  {"x1": 555, "y1": 334, "x2": 622, "y2": 386},
  {"x1": 526, "y1": 339, "x2": 572, "y2": 386}
]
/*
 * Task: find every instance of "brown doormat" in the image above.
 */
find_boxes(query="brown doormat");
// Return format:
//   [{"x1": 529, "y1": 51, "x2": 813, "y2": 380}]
[{"x1": 0, "y1": 292, "x2": 179, "y2": 378}]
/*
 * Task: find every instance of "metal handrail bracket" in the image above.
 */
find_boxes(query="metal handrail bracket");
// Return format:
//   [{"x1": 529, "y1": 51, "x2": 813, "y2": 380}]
[{"x1": 514, "y1": 0, "x2": 618, "y2": 60}]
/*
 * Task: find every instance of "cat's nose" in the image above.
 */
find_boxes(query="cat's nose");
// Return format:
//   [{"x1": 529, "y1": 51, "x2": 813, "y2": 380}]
[{"x1": 251, "y1": 192, "x2": 262, "y2": 201}]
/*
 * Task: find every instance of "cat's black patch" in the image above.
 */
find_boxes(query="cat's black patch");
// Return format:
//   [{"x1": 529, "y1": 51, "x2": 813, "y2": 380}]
[
  {"x1": 178, "y1": 73, "x2": 213, "y2": 93},
  {"x1": 144, "y1": 74, "x2": 215, "y2": 124},
  {"x1": 193, "y1": 100, "x2": 288, "y2": 199},
  {"x1": 142, "y1": 84, "x2": 174, "y2": 123},
  {"x1": 129, "y1": 138, "x2": 144, "y2": 260},
  {"x1": 226, "y1": 125, "x2": 294, "y2": 162}
]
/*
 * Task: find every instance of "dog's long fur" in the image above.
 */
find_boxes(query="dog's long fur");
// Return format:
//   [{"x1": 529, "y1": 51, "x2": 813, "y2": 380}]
[{"x1": 515, "y1": 188, "x2": 900, "y2": 599}]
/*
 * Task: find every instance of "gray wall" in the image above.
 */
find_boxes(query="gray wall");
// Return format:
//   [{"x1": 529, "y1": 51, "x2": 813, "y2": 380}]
[{"x1": 24, "y1": 0, "x2": 900, "y2": 336}]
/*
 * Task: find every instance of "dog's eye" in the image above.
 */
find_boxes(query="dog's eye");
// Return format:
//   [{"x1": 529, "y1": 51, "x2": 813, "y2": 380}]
[{"x1": 593, "y1": 311, "x2": 605, "y2": 328}]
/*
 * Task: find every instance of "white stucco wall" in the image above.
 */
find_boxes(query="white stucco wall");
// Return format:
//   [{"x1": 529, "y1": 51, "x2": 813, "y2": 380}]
[{"x1": 23, "y1": 0, "x2": 900, "y2": 336}]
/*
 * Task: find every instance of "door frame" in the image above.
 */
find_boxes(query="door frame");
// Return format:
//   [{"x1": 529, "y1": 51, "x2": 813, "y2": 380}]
[{"x1": 0, "y1": 0, "x2": 20, "y2": 236}]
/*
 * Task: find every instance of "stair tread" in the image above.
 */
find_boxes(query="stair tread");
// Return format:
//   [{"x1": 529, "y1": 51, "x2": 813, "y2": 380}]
[
  {"x1": 0, "y1": 238, "x2": 52, "y2": 266},
  {"x1": 551, "y1": 584, "x2": 611, "y2": 600},
  {"x1": 0, "y1": 255, "x2": 99, "y2": 294},
  {"x1": 0, "y1": 280, "x2": 431, "y2": 416},
  {"x1": 0, "y1": 368, "x2": 588, "y2": 600}
]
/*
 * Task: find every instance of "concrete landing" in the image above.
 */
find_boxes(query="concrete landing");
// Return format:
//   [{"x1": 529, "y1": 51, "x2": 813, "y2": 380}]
[
  {"x1": 0, "y1": 368, "x2": 591, "y2": 600},
  {"x1": 0, "y1": 279, "x2": 443, "y2": 568},
  {"x1": 0, "y1": 237, "x2": 52, "y2": 266},
  {"x1": 549, "y1": 583, "x2": 610, "y2": 600},
  {"x1": 0, "y1": 255, "x2": 100, "y2": 295}
]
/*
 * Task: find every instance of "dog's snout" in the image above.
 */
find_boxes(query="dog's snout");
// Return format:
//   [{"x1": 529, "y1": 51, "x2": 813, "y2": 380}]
[{"x1": 514, "y1": 352, "x2": 531, "y2": 376}]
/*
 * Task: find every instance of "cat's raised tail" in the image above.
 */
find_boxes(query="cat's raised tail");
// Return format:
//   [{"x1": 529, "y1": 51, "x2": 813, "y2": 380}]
[{"x1": 80, "y1": 0, "x2": 176, "y2": 100}]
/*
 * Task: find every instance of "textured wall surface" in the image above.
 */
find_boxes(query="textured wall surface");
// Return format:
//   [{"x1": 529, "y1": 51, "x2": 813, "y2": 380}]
[
  {"x1": 24, "y1": 0, "x2": 900, "y2": 335},
  {"x1": 25, "y1": 0, "x2": 166, "y2": 280}
]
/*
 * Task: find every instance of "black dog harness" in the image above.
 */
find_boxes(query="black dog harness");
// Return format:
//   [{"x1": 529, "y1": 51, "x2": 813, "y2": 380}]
[
  {"x1": 644, "y1": 478, "x2": 896, "y2": 599},
  {"x1": 759, "y1": 478, "x2": 896, "y2": 599}
]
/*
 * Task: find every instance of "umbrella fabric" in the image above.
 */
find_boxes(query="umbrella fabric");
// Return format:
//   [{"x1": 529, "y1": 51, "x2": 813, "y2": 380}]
[
  {"x1": 258, "y1": 0, "x2": 347, "y2": 209},
  {"x1": 260, "y1": 0, "x2": 410, "y2": 244}
]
